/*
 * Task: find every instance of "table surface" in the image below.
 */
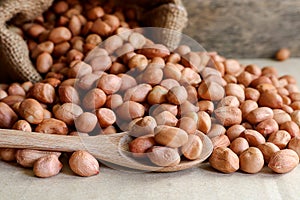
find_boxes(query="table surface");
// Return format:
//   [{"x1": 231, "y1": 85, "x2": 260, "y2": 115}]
[{"x1": 1, "y1": 59, "x2": 300, "y2": 200}]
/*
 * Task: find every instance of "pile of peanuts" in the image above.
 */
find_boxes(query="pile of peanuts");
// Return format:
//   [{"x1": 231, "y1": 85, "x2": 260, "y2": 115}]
[
  {"x1": 1, "y1": 0, "x2": 300, "y2": 177},
  {"x1": 0, "y1": 0, "x2": 140, "y2": 177}
]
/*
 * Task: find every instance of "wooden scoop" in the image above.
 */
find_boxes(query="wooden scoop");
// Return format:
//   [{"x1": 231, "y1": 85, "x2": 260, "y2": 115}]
[{"x1": 0, "y1": 129, "x2": 213, "y2": 172}]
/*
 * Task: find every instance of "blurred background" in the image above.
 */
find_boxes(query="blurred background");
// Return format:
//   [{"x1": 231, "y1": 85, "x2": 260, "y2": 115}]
[{"x1": 182, "y1": 0, "x2": 300, "y2": 58}]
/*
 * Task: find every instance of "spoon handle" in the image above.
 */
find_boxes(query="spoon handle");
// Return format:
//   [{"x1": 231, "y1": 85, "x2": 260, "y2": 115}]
[{"x1": 0, "y1": 129, "x2": 85, "y2": 152}]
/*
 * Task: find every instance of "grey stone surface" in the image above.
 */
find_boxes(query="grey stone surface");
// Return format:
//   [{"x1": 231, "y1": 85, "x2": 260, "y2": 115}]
[{"x1": 182, "y1": 0, "x2": 300, "y2": 58}]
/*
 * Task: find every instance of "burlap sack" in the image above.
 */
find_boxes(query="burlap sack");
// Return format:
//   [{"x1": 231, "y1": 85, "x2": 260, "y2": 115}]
[{"x1": 0, "y1": 0, "x2": 187, "y2": 83}]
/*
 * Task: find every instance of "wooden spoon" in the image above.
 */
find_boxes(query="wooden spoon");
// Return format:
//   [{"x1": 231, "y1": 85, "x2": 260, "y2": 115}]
[{"x1": 0, "y1": 129, "x2": 213, "y2": 172}]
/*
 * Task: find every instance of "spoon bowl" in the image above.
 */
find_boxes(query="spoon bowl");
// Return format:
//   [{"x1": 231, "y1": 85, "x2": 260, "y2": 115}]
[{"x1": 0, "y1": 129, "x2": 213, "y2": 172}]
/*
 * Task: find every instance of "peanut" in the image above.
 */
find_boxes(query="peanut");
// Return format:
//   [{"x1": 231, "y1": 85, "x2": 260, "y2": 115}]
[
  {"x1": 97, "y1": 74, "x2": 122, "y2": 95},
  {"x1": 251, "y1": 76, "x2": 272, "y2": 88},
  {"x1": 1, "y1": 95, "x2": 25, "y2": 107},
  {"x1": 116, "y1": 101, "x2": 145, "y2": 121},
  {"x1": 68, "y1": 61, "x2": 92, "y2": 78},
  {"x1": 137, "y1": 44, "x2": 170, "y2": 59},
  {"x1": 177, "y1": 117, "x2": 197, "y2": 135},
  {"x1": 267, "y1": 130, "x2": 291, "y2": 149},
  {"x1": 8, "y1": 83, "x2": 26, "y2": 97},
  {"x1": 128, "y1": 116, "x2": 157, "y2": 137},
  {"x1": 174, "y1": 45, "x2": 191, "y2": 56},
  {"x1": 243, "y1": 129, "x2": 266, "y2": 147},
  {"x1": 230, "y1": 137, "x2": 249, "y2": 155},
  {"x1": 180, "y1": 68, "x2": 201, "y2": 86},
  {"x1": 239, "y1": 100, "x2": 258, "y2": 118},
  {"x1": 211, "y1": 135, "x2": 230, "y2": 149},
  {"x1": 48, "y1": 27, "x2": 72, "y2": 43},
  {"x1": 214, "y1": 106, "x2": 242, "y2": 127},
  {"x1": 128, "y1": 54, "x2": 148, "y2": 71},
  {"x1": 163, "y1": 63, "x2": 181, "y2": 81},
  {"x1": 258, "y1": 92, "x2": 283, "y2": 109},
  {"x1": 69, "y1": 15, "x2": 81, "y2": 36},
  {"x1": 53, "y1": 103, "x2": 83, "y2": 125},
  {"x1": 255, "y1": 119, "x2": 279, "y2": 137},
  {"x1": 280, "y1": 121, "x2": 300, "y2": 138},
  {"x1": 224, "y1": 59, "x2": 241, "y2": 76},
  {"x1": 27, "y1": 24, "x2": 46, "y2": 38},
  {"x1": 290, "y1": 101, "x2": 300, "y2": 110},
  {"x1": 197, "y1": 111, "x2": 211, "y2": 133},
  {"x1": 83, "y1": 88, "x2": 106, "y2": 110},
  {"x1": 12, "y1": 120, "x2": 32, "y2": 132},
  {"x1": 142, "y1": 66, "x2": 163, "y2": 86},
  {"x1": 104, "y1": 35, "x2": 123, "y2": 54},
  {"x1": 36, "y1": 52, "x2": 53, "y2": 73},
  {"x1": 239, "y1": 147, "x2": 264, "y2": 174},
  {"x1": 160, "y1": 79, "x2": 180, "y2": 90},
  {"x1": 197, "y1": 100, "x2": 214, "y2": 114},
  {"x1": 226, "y1": 125, "x2": 246, "y2": 141},
  {"x1": 207, "y1": 124, "x2": 226, "y2": 138},
  {"x1": 258, "y1": 142, "x2": 280, "y2": 163},
  {"x1": 19, "y1": 99, "x2": 44, "y2": 124},
  {"x1": 217, "y1": 96, "x2": 240, "y2": 108},
  {"x1": 0, "y1": 90, "x2": 8, "y2": 100},
  {"x1": 185, "y1": 85, "x2": 198, "y2": 103},
  {"x1": 0, "y1": 148, "x2": 16, "y2": 162},
  {"x1": 35, "y1": 118, "x2": 68, "y2": 135},
  {"x1": 69, "y1": 150, "x2": 100, "y2": 177},
  {"x1": 268, "y1": 149, "x2": 299, "y2": 173},
  {"x1": 181, "y1": 134, "x2": 203, "y2": 160},
  {"x1": 96, "y1": 108, "x2": 116, "y2": 128},
  {"x1": 76, "y1": 73, "x2": 99, "y2": 90},
  {"x1": 0, "y1": 102, "x2": 18, "y2": 128},
  {"x1": 31, "y1": 41, "x2": 54, "y2": 58},
  {"x1": 16, "y1": 149, "x2": 61, "y2": 168},
  {"x1": 225, "y1": 83, "x2": 245, "y2": 102},
  {"x1": 53, "y1": 1, "x2": 69, "y2": 14},
  {"x1": 150, "y1": 104, "x2": 178, "y2": 117},
  {"x1": 147, "y1": 146, "x2": 180, "y2": 167},
  {"x1": 154, "y1": 125, "x2": 188, "y2": 148},
  {"x1": 245, "y1": 88, "x2": 260, "y2": 101},
  {"x1": 288, "y1": 137, "x2": 300, "y2": 158},
  {"x1": 86, "y1": 6, "x2": 104, "y2": 20},
  {"x1": 256, "y1": 83, "x2": 277, "y2": 93},
  {"x1": 129, "y1": 136, "x2": 156, "y2": 157},
  {"x1": 291, "y1": 110, "x2": 300, "y2": 127},
  {"x1": 75, "y1": 112, "x2": 98, "y2": 133},
  {"x1": 181, "y1": 52, "x2": 202, "y2": 72},
  {"x1": 89, "y1": 55, "x2": 112, "y2": 71},
  {"x1": 28, "y1": 83, "x2": 56, "y2": 104},
  {"x1": 147, "y1": 86, "x2": 168, "y2": 105},
  {"x1": 118, "y1": 74, "x2": 137, "y2": 92},
  {"x1": 53, "y1": 41, "x2": 71, "y2": 57},
  {"x1": 246, "y1": 107, "x2": 273, "y2": 124},
  {"x1": 237, "y1": 71, "x2": 254, "y2": 87},
  {"x1": 209, "y1": 147, "x2": 239, "y2": 173},
  {"x1": 273, "y1": 110, "x2": 291, "y2": 125},
  {"x1": 290, "y1": 92, "x2": 300, "y2": 101},
  {"x1": 105, "y1": 94, "x2": 123, "y2": 110},
  {"x1": 198, "y1": 81, "x2": 225, "y2": 101},
  {"x1": 275, "y1": 48, "x2": 291, "y2": 61},
  {"x1": 128, "y1": 32, "x2": 146, "y2": 49},
  {"x1": 58, "y1": 85, "x2": 80, "y2": 104},
  {"x1": 124, "y1": 84, "x2": 152, "y2": 102},
  {"x1": 33, "y1": 155, "x2": 63, "y2": 178},
  {"x1": 154, "y1": 111, "x2": 178, "y2": 127}
]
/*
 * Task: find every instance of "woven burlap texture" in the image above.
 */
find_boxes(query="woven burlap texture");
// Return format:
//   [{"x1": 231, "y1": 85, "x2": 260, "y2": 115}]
[
  {"x1": 0, "y1": 0, "x2": 187, "y2": 83},
  {"x1": 0, "y1": 0, "x2": 54, "y2": 83}
]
